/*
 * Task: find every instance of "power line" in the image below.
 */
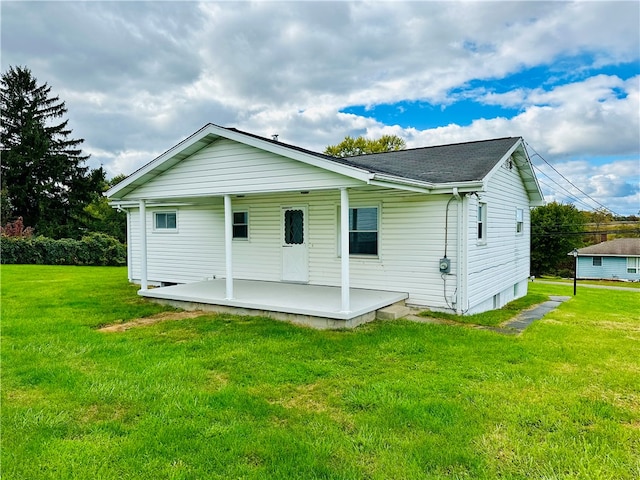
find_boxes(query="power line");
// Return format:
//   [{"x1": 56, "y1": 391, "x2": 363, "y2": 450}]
[
  {"x1": 524, "y1": 142, "x2": 621, "y2": 216},
  {"x1": 535, "y1": 177, "x2": 596, "y2": 212}
]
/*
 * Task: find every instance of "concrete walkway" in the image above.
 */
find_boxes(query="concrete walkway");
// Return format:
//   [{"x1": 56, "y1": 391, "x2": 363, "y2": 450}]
[
  {"x1": 405, "y1": 295, "x2": 572, "y2": 335},
  {"x1": 492, "y1": 295, "x2": 571, "y2": 335}
]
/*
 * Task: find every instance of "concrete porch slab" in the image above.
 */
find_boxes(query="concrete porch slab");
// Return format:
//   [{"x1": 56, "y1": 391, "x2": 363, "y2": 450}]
[{"x1": 138, "y1": 279, "x2": 408, "y2": 329}]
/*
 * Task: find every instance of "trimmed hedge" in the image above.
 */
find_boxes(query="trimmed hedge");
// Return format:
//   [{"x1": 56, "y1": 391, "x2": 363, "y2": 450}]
[{"x1": 1, "y1": 233, "x2": 126, "y2": 266}]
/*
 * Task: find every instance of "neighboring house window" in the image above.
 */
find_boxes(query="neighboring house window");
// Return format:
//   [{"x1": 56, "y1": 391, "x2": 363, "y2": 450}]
[
  {"x1": 154, "y1": 212, "x2": 177, "y2": 230},
  {"x1": 628, "y1": 257, "x2": 639, "y2": 274},
  {"x1": 233, "y1": 211, "x2": 248, "y2": 239},
  {"x1": 477, "y1": 202, "x2": 487, "y2": 243},
  {"x1": 516, "y1": 208, "x2": 524, "y2": 234},
  {"x1": 592, "y1": 256, "x2": 602, "y2": 267}
]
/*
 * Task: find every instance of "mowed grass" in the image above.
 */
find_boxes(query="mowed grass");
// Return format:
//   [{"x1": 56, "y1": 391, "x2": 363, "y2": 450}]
[{"x1": 2, "y1": 266, "x2": 639, "y2": 479}]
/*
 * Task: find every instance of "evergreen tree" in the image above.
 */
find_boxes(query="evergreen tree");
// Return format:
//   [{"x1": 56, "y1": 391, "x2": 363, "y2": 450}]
[{"x1": 1, "y1": 66, "x2": 104, "y2": 238}]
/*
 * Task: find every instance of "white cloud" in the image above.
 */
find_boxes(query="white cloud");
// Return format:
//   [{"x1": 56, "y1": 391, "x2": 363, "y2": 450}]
[
  {"x1": 1, "y1": 1, "x2": 639, "y2": 213},
  {"x1": 534, "y1": 158, "x2": 640, "y2": 216}
]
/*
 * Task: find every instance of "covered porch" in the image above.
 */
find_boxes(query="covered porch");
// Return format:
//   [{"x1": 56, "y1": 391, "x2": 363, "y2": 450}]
[{"x1": 139, "y1": 279, "x2": 409, "y2": 329}]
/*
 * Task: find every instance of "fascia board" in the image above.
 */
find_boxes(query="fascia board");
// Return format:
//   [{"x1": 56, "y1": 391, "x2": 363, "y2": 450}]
[{"x1": 106, "y1": 124, "x2": 220, "y2": 199}]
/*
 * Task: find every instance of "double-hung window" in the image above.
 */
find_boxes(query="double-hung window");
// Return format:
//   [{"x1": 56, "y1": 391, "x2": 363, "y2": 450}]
[
  {"x1": 477, "y1": 202, "x2": 487, "y2": 243},
  {"x1": 627, "y1": 257, "x2": 639, "y2": 274},
  {"x1": 592, "y1": 256, "x2": 602, "y2": 267},
  {"x1": 233, "y1": 211, "x2": 249, "y2": 240},
  {"x1": 516, "y1": 208, "x2": 524, "y2": 234},
  {"x1": 339, "y1": 206, "x2": 378, "y2": 256},
  {"x1": 154, "y1": 211, "x2": 177, "y2": 230},
  {"x1": 349, "y1": 207, "x2": 378, "y2": 255}
]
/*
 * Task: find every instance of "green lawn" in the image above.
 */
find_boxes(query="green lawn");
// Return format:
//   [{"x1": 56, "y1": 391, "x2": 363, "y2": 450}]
[
  {"x1": 2, "y1": 265, "x2": 639, "y2": 479},
  {"x1": 538, "y1": 275, "x2": 640, "y2": 289}
]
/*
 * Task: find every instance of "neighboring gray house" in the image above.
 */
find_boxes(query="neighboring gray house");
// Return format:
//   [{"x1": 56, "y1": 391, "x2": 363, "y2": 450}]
[
  {"x1": 106, "y1": 124, "x2": 543, "y2": 327},
  {"x1": 574, "y1": 238, "x2": 640, "y2": 281}
]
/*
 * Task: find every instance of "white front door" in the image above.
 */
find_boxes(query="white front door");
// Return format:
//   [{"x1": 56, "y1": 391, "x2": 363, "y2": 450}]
[{"x1": 281, "y1": 206, "x2": 308, "y2": 282}]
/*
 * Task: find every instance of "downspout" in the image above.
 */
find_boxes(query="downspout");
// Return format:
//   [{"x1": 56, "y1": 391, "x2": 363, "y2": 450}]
[
  {"x1": 454, "y1": 188, "x2": 463, "y2": 315},
  {"x1": 139, "y1": 199, "x2": 148, "y2": 290}
]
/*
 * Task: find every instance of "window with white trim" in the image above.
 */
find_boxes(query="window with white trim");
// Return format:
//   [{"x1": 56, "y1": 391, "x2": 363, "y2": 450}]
[
  {"x1": 350, "y1": 207, "x2": 378, "y2": 255},
  {"x1": 516, "y1": 208, "x2": 524, "y2": 234},
  {"x1": 477, "y1": 202, "x2": 487, "y2": 243},
  {"x1": 592, "y1": 256, "x2": 602, "y2": 267},
  {"x1": 627, "y1": 257, "x2": 638, "y2": 274},
  {"x1": 233, "y1": 211, "x2": 248, "y2": 239},
  {"x1": 154, "y1": 211, "x2": 177, "y2": 230},
  {"x1": 338, "y1": 206, "x2": 379, "y2": 256}
]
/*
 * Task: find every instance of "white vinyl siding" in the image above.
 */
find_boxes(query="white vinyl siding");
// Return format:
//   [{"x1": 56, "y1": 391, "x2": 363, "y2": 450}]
[
  {"x1": 129, "y1": 205, "x2": 224, "y2": 285},
  {"x1": 123, "y1": 138, "x2": 534, "y2": 314},
  {"x1": 465, "y1": 161, "x2": 531, "y2": 313},
  {"x1": 126, "y1": 138, "x2": 362, "y2": 199},
  {"x1": 127, "y1": 189, "x2": 457, "y2": 309}
]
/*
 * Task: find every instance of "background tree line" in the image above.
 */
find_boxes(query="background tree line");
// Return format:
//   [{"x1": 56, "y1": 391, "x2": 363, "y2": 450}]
[
  {"x1": 1, "y1": 66, "x2": 125, "y2": 242},
  {"x1": 2, "y1": 66, "x2": 637, "y2": 272}
]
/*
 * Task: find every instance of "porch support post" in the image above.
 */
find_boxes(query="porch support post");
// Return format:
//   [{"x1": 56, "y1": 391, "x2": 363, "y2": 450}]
[
  {"x1": 139, "y1": 199, "x2": 148, "y2": 290},
  {"x1": 224, "y1": 194, "x2": 234, "y2": 299},
  {"x1": 340, "y1": 187, "x2": 350, "y2": 312}
]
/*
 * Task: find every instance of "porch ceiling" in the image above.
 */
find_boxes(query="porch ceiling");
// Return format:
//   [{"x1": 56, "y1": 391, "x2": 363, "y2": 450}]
[{"x1": 139, "y1": 279, "x2": 408, "y2": 321}]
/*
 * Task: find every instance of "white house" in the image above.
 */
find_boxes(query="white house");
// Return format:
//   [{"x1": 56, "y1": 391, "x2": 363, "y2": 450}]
[{"x1": 107, "y1": 123, "x2": 543, "y2": 328}]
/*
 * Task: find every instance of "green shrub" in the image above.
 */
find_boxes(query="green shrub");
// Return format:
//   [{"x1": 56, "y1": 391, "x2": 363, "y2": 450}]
[{"x1": 0, "y1": 234, "x2": 126, "y2": 266}]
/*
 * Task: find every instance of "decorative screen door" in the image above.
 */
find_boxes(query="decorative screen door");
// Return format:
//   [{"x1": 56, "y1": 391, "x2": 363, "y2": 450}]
[{"x1": 281, "y1": 206, "x2": 308, "y2": 282}]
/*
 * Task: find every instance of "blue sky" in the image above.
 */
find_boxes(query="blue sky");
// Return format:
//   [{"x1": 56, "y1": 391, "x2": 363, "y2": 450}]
[
  {"x1": 2, "y1": 1, "x2": 639, "y2": 215},
  {"x1": 343, "y1": 59, "x2": 638, "y2": 131}
]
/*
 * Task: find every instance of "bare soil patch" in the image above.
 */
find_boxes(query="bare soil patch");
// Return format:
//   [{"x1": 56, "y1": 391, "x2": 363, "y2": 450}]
[{"x1": 99, "y1": 311, "x2": 209, "y2": 332}]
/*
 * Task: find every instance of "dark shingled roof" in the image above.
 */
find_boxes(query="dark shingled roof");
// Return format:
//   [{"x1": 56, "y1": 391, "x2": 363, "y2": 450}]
[
  {"x1": 333, "y1": 137, "x2": 522, "y2": 183},
  {"x1": 577, "y1": 238, "x2": 640, "y2": 256},
  {"x1": 227, "y1": 126, "x2": 521, "y2": 184}
]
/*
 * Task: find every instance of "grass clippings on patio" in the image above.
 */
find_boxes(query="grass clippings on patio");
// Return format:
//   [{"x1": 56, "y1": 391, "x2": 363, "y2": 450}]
[{"x1": 2, "y1": 265, "x2": 639, "y2": 479}]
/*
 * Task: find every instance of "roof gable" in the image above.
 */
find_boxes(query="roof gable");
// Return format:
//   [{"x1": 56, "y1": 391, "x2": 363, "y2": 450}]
[
  {"x1": 107, "y1": 124, "x2": 543, "y2": 204},
  {"x1": 107, "y1": 124, "x2": 373, "y2": 200}
]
